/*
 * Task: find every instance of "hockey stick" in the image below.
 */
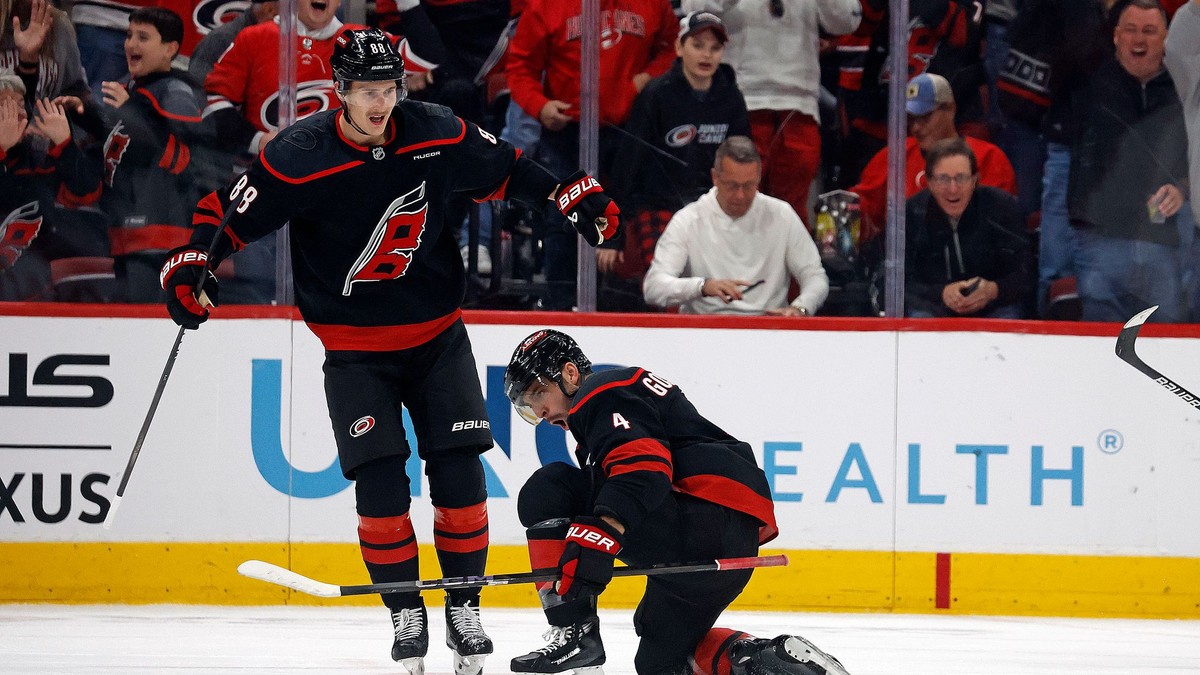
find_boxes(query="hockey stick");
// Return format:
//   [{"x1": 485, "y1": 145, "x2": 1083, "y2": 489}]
[
  {"x1": 237, "y1": 554, "x2": 789, "y2": 598},
  {"x1": 104, "y1": 202, "x2": 232, "y2": 530},
  {"x1": 1115, "y1": 305, "x2": 1200, "y2": 409}
]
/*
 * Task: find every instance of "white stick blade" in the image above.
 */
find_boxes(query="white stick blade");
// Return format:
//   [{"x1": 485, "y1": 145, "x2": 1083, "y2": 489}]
[
  {"x1": 237, "y1": 560, "x2": 341, "y2": 597},
  {"x1": 102, "y1": 494, "x2": 122, "y2": 530},
  {"x1": 1123, "y1": 305, "x2": 1159, "y2": 329}
]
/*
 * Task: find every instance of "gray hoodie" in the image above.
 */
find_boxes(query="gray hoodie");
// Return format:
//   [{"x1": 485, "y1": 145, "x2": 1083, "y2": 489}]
[{"x1": 1166, "y1": 1, "x2": 1200, "y2": 223}]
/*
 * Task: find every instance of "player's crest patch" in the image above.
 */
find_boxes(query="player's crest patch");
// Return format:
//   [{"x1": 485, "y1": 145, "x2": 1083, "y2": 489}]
[
  {"x1": 0, "y1": 201, "x2": 43, "y2": 269},
  {"x1": 372, "y1": 147, "x2": 385, "y2": 160},
  {"x1": 349, "y1": 415, "x2": 375, "y2": 437},
  {"x1": 343, "y1": 182, "x2": 429, "y2": 295},
  {"x1": 102, "y1": 122, "x2": 131, "y2": 187}
]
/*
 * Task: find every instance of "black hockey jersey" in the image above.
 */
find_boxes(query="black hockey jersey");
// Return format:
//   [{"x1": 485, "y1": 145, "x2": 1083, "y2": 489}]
[
  {"x1": 611, "y1": 60, "x2": 750, "y2": 212},
  {"x1": 92, "y1": 70, "x2": 209, "y2": 257},
  {"x1": 190, "y1": 100, "x2": 559, "y2": 350},
  {"x1": 567, "y1": 366, "x2": 778, "y2": 544}
]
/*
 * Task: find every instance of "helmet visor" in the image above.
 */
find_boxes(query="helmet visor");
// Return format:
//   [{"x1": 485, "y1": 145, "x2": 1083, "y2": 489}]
[{"x1": 510, "y1": 375, "x2": 552, "y2": 426}]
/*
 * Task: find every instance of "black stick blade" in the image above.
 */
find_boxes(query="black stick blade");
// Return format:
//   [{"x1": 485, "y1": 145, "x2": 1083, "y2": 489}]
[{"x1": 1115, "y1": 305, "x2": 1200, "y2": 409}]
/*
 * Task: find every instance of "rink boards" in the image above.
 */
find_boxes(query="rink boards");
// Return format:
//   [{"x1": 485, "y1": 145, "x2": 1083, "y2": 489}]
[{"x1": 2, "y1": 306, "x2": 1199, "y2": 618}]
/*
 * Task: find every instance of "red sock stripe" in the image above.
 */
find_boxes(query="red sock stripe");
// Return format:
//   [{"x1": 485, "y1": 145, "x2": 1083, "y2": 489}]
[
  {"x1": 358, "y1": 513, "x2": 419, "y2": 565},
  {"x1": 433, "y1": 503, "x2": 489, "y2": 554},
  {"x1": 433, "y1": 502, "x2": 488, "y2": 532},
  {"x1": 692, "y1": 628, "x2": 747, "y2": 675},
  {"x1": 359, "y1": 539, "x2": 419, "y2": 565},
  {"x1": 357, "y1": 513, "x2": 415, "y2": 544}
]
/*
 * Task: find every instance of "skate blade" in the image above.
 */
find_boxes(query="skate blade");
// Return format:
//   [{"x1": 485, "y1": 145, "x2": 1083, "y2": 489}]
[
  {"x1": 400, "y1": 656, "x2": 426, "y2": 675},
  {"x1": 573, "y1": 667, "x2": 604, "y2": 675},
  {"x1": 452, "y1": 652, "x2": 486, "y2": 675},
  {"x1": 781, "y1": 637, "x2": 850, "y2": 675}
]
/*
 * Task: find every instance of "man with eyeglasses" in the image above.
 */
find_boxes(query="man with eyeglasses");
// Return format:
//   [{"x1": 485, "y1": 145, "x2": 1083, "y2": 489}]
[
  {"x1": 904, "y1": 137, "x2": 1034, "y2": 318},
  {"x1": 849, "y1": 72, "x2": 1016, "y2": 249},
  {"x1": 157, "y1": 28, "x2": 619, "y2": 674}
]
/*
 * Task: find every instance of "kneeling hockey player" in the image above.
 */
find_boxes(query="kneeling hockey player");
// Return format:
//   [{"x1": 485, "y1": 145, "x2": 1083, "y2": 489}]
[{"x1": 502, "y1": 330, "x2": 852, "y2": 675}]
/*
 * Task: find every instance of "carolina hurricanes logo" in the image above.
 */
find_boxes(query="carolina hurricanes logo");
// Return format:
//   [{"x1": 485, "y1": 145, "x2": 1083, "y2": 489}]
[
  {"x1": 0, "y1": 201, "x2": 44, "y2": 269},
  {"x1": 102, "y1": 121, "x2": 131, "y2": 187},
  {"x1": 349, "y1": 416, "x2": 375, "y2": 437},
  {"x1": 665, "y1": 124, "x2": 697, "y2": 148},
  {"x1": 191, "y1": 0, "x2": 248, "y2": 36},
  {"x1": 343, "y1": 183, "x2": 429, "y2": 295},
  {"x1": 260, "y1": 80, "x2": 337, "y2": 130}
]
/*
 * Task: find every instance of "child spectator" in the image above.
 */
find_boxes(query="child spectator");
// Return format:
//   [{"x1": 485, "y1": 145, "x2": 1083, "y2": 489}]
[
  {"x1": 61, "y1": 7, "x2": 210, "y2": 302},
  {"x1": 606, "y1": 11, "x2": 749, "y2": 304}
]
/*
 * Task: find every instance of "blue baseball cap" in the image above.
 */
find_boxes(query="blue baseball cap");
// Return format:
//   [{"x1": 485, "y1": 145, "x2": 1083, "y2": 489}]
[{"x1": 905, "y1": 73, "x2": 954, "y2": 116}]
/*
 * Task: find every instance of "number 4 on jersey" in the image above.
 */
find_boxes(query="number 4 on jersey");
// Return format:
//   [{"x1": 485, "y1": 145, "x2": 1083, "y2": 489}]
[{"x1": 612, "y1": 413, "x2": 630, "y2": 429}]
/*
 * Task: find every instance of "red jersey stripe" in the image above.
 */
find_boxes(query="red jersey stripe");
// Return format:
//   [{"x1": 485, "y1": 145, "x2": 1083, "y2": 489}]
[
  {"x1": 570, "y1": 368, "x2": 644, "y2": 414},
  {"x1": 674, "y1": 474, "x2": 779, "y2": 544},
  {"x1": 261, "y1": 151, "x2": 364, "y2": 184},
  {"x1": 394, "y1": 117, "x2": 466, "y2": 155},
  {"x1": 307, "y1": 309, "x2": 462, "y2": 351},
  {"x1": 137, "y1": 88, "x2": 203, "y2": 123},
  {"x1": 607, "y1": 459, "x2": 671, "y2": 478},
  {"x1": 109, "y1": 224, "x2": 192, "y2": 255}
]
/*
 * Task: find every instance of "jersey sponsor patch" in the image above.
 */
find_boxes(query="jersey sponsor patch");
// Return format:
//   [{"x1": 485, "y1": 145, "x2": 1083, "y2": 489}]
[{"x1": 343, "y1": 182, "x2": 428, "y2": 295}]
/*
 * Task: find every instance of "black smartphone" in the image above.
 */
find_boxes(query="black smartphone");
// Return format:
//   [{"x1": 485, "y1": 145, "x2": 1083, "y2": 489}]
[{"x1": 959, "y1": 278, "x2": 981, "y2": 296}]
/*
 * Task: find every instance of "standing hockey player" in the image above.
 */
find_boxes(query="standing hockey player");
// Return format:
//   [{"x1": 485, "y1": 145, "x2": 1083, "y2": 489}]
[
  {"x1": 159, "y1": 28, "x2": 619, "y2": 675},
  {"x1": 503, "y1": 330, "x2": 852, "y2": 675}
]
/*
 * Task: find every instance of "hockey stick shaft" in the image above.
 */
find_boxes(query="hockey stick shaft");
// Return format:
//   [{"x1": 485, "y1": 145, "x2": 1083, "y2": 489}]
[
  {"x1": 238, "y1": 554, "x2": 789, "y2": 598},
  {"x1": 104, "y1": 200, "x2": 233, "y2": 529},
  {"x1": 1115, "y1": 305, "x2": 1200, "y2": 409}
]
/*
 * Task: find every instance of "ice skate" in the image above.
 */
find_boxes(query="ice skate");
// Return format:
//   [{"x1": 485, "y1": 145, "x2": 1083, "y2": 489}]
[
  {"x1": 730, "y1": 634, "x2": 850, "y2": 675},
  {"x1": 389, "y1": 603, "x2": 429, "y2": 675},
  {"x1": 510, "y1": 616, "x2": 605, "y2": 675},
  {"x1": 445, "y1": 597, "x2": 493, "y2": 675}
]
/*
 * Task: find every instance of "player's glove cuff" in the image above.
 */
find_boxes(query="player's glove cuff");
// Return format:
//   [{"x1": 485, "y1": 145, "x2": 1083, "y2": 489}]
[{"x1": 555, "y1": 170, "x2": 620, "y2": 247}]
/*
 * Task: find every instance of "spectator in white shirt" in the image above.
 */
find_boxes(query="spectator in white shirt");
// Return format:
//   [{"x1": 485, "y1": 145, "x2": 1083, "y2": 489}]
[{"x1": 643, "y1": 135, "x2": 829, "y2": 315}]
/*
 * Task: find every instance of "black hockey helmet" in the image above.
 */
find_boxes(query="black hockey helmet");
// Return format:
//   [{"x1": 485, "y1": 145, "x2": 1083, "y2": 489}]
[
  {"x1": 504, "y1": 329, "x2": 593, "y2": 425},
  {"x1": 331, "y1": 28, "x2": 407, "y2": 92}
]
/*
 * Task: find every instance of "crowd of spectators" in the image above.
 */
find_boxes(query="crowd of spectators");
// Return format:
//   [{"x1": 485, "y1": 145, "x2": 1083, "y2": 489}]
[{"x1": 0, "y1": 0, "x2": 1196, "y2": 323}]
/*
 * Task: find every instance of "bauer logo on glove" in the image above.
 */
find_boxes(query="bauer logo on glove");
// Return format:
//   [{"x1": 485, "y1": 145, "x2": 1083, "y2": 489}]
[
  {"x1": 555, "y1": 170, "x2": 620, "y2": 247},
  {"x1": 160, "y1": 244, "x2": 220, "y2": 330}
]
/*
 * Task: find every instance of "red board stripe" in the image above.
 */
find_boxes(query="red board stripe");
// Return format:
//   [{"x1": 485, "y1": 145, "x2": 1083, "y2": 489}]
[{"x1": 935, "y1": 552, "x2": 951, "y2": 609}]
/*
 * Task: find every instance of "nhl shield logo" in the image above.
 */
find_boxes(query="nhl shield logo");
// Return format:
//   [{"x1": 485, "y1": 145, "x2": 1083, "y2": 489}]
[{"x1": 372, "y1": 147, "x2": 385, "y2": 161}]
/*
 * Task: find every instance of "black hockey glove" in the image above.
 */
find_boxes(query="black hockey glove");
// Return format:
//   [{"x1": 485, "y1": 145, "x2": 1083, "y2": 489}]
[
  {"x1": 160, "y1": 244, "x2": 219, "y2": 330},
  {"x1": 555, "y1": 170, "x2": 620, "y2": 247},
  {"x1": 556, "y1": 516, "x2": 623, "y2": 601}
]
